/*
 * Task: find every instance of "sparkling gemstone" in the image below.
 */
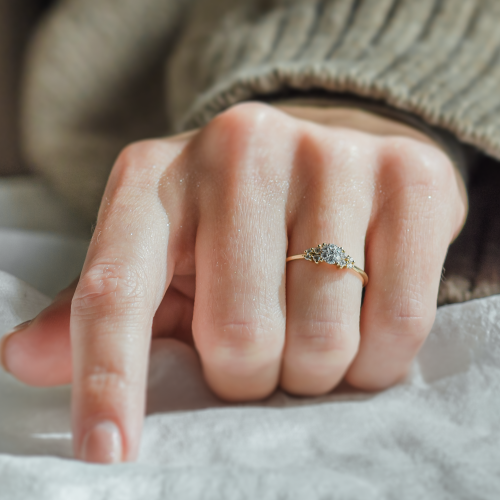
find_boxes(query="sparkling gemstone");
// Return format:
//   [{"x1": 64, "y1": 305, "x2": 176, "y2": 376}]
[
  {"x1": 321, "y1": 248, "x2": 332, "y2": 261},
  {"x1": 303, "y1": 243, "x2": 355, "y2": 269},
  {"x1": 324, "y1": 254, "x2": 336, "y2": 264}
]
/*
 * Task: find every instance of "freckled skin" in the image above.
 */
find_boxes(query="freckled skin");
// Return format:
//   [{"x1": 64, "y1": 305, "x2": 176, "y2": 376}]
[{"x1": 1, "y1": 103, "x2": 467, "y2": 462}]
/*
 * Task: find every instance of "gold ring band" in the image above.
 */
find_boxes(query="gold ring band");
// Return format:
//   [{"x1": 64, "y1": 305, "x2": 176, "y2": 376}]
[{"x1": 286, "y1": 243, "x2": 368, "y2": 287}]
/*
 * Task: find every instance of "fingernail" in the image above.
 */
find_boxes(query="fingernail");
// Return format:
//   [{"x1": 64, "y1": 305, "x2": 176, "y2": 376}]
[
  {"x1": 81, "y1": 421, "x2": 123, "y2": 464},
  {"x1": 0, "y1": 320, "x2": 33, "y2": 372}
]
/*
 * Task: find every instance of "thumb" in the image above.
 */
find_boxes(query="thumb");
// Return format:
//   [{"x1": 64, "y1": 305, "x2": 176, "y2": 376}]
[{"x1": 1, "y1": 279, "x2": 78, "y2": 386}]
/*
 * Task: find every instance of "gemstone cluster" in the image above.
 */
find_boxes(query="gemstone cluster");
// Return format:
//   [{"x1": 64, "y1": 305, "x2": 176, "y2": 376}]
[{"x1": 303, "y1": 243, "x2": 355, "y2": 269}]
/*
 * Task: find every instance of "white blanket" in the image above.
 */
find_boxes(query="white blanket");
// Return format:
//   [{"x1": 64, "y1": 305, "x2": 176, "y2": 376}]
[{"x1": 1, "y1": 266, "x2": 500, "y2": 499}]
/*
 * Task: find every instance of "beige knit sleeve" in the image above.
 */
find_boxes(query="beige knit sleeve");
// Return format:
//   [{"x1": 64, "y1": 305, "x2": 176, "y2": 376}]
[
  {"x1": 22, "y1": 0, "x2": 193, "y2": 221},
  {"x1": 171, "y1": 0, "x2": 500, "y2": 167},
  {"x1": 23, "y1": 0, "x2": 500, "y2": 221}
]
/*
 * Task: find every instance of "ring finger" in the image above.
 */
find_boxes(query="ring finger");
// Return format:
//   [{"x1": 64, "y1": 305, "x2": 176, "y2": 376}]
[{"x1": 281, "y1": 133, "x2": 374, "y2": 396}]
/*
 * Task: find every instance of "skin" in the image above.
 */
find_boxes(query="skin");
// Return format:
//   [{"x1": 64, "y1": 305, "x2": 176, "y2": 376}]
[{"x1": 1, "y1": 102, "x2": 467, "y2": 463}]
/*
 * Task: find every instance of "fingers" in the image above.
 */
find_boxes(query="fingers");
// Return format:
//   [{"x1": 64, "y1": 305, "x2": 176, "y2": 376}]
[
  {"x1": 281, "y1": 131, "x2": 373, "y2": 396},
  {"x1": 1, "y1": 277, "x2": 194, "y2": 385},
  {"x1": 0, "y1": 280, "x2": 76, "y2": 385},
  {"x1": 151, "y1": 278, "x2": 194, "y2": 346},
  {"x1": 192, "y1": 104, "x2": 290, "y2": 401},
  {"x1": 346, "y1": 140, "x2": 466, "y2": 390},
  {"x1": 70, "y1": 141, "x2": 178, "y2": 463}
]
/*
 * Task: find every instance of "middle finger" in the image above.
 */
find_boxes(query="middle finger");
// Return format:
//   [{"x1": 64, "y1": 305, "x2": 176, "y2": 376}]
[{"x1": 192, "y1": 104, "x2": 293, "y2": 401}]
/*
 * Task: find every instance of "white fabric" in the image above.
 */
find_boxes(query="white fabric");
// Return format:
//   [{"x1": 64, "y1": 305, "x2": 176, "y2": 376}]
[
  {"x1": 1, "y1": 267, "x2": 500, "y2": 499},
  {"x1": 0, "y1": 178, "x2": 499, "y2": 499}
]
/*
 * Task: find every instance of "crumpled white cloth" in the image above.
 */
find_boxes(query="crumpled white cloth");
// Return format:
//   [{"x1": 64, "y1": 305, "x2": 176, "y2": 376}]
[{"x1": 1, "y1": 271, "x2": 500, "y2": 499}]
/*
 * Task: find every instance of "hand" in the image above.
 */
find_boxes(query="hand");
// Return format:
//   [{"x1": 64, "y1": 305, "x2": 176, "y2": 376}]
[{"x1": 1, "y1": 102, "x2": 467, "y2": 463}]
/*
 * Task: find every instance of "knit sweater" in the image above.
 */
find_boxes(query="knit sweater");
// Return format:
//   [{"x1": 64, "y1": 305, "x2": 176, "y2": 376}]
[{"x1": 21, "y1": 0, "x2": 500, "y2": 303}]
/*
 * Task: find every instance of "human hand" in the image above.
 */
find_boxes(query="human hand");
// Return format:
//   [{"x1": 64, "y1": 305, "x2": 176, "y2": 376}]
[{"x1": 1, "y1": 102, "x2": 467, "y2": 463}]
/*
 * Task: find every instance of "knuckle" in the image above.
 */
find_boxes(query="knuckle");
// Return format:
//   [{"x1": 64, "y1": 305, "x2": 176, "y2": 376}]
[
  {"x1": 283, "y1": 318, "x2": 359, "y2": 387},
  {"x1": 81, "y1": 367, "x2": 131, "y2": 403},
  {"x1": 114, "y1": 141, "x2": 152, "y2": 176},
  {"x1": 381, "y1": 136, "x2": 454, "y2": 192},
  {"x1": 112, "y1": 140, "x2": 171, "y2": 191},
  {"x1": 208, "y1": 101, "x2": 278, "y2": 138},
  {"x1": 382, "y1": 296, "x2": 434, "y2": 348},
  {"x1": 198, "y1": 316, "x2": 283, "y2": 376},
  {"x1": 116, "y1": 140, "x2": 160, "y2": 166},
  {"x1": 326, "y1": 131, "x2": 370, "y2": 165},
  {"x1": 201, "y1": 102, "x2": 290, "y2": 179},
  {"x1": 291, "y1": 318, "x2": 358, "y2": 356},
  {"x1": 72, "y1": 262, "x2": 146, "y2": 319}
]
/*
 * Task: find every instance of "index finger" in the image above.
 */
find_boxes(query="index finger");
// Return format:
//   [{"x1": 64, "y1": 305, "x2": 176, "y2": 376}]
[{"x1": 71, "y1": 140, "x2": 178, "y2": 463}]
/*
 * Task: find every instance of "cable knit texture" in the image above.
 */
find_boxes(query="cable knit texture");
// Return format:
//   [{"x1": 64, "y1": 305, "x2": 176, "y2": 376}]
[
  {"x1": 172, "y1": 0, "x2": 500, "y2": 155},
  {"x1": 22, "y1": 0, "x2": 500, "y2": 304}
]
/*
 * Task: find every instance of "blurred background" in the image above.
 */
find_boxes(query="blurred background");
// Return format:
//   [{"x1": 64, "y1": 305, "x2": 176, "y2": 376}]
[
  {"x1": 0, "y1": 0, "x2": 52, "y2": 177},
  {"x1": 0, "y1": 0, "x2": 88, "y2": 298}
]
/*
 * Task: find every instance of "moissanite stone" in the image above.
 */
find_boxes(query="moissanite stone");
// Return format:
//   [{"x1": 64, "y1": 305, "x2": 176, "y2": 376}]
[
  {"x1": 303, "y1": 243, "x2": 355, "y2": 269},
  {"x1": 324, "y1": 253, "x2": 336, "y2": 264}
]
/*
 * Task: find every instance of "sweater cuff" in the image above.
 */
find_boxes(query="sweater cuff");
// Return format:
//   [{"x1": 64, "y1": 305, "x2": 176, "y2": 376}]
[{"x1": 177, "y1": 0, "x2": 499, "y2": 177}]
